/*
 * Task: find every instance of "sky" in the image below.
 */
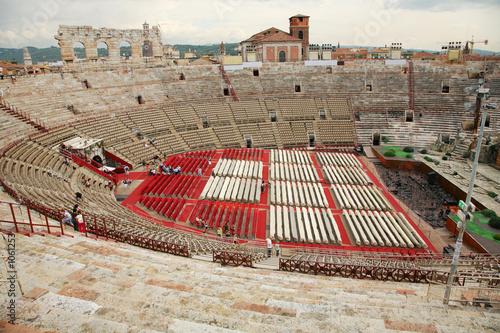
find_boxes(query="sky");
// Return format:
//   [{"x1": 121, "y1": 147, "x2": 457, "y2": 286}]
[{"x1": 0, "y1": 0, "x2": 498, "y2": 52}]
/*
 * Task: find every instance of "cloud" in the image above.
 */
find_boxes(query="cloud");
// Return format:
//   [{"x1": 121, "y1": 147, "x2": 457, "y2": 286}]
[{"x1": 0, "y1": 0, "x2": 498, "y2": 52}]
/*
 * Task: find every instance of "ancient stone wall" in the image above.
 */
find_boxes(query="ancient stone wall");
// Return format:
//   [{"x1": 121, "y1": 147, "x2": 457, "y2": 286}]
[{"x1": 55, "y1": 25, "x2": 163, "y2": 68}]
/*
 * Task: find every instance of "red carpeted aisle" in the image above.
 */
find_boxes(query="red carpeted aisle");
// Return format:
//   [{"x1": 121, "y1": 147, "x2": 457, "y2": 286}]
[
  {"x1": 255, "y1": 209, "x2": 268, "y2": 239},
  {"x1": 333, "y1": 214, "x2": 351, "y2": 246},
  {"x1": 323, "y1": 186, "x2": 337, "y2": 209}
]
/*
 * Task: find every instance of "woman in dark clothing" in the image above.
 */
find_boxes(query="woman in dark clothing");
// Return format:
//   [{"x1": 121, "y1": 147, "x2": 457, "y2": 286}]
[{"x1": 72, "y1": 204, "x2": 79, "y2": 231}]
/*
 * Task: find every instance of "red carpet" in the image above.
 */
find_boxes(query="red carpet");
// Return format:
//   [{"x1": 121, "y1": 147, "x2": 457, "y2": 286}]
[
  {"x1": 255, "y1": 209, "x2": 267, "y2": 239},
  {"x1": 178, "y1": 204, "x2": 194, "y2": 223},
  {"x1": 333, "y1": 214, "x2": 351, "y2": 246},
  {"x1": 323, "y1": 186, "x2": 337, "y2": 209},
  {"x1": 115, "y1": 148, "x2": 437, "y2": 254}
]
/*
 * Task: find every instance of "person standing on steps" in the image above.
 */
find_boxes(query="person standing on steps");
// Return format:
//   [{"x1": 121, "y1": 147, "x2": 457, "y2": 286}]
[
  {"x1": 275, "y1": 240, "x2": 280, "y2": 257},
  {"x1": 266, "y1": 237, "x2": 272, "y2": 258}
]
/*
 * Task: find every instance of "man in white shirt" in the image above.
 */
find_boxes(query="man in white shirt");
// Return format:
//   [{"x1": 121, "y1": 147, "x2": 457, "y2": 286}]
[{"x1": 266, "y1": 237, "x2": 272, "y2": 258}]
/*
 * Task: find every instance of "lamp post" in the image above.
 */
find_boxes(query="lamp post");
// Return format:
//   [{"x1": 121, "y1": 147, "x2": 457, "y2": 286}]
[{"x1": 443, "y1": 70, "x2": 494, "y2": 304}]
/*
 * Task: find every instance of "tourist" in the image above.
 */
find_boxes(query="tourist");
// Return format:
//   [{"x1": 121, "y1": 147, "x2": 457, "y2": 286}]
[
  {"x1": 225, "y1": 229, "x2": 231, "y2": 243},
  {"x1": 75, "y1": 210, "x2": 85, "y2": 232},
  {"x1": 75, "y1": 192, "x2": 82, "y2": 201},
  {"x1": 275, "y1": 241, "x2": 280, "y2": 257},
  {"x1": 124, "y1": 166, "x2": 129, "y2": 175},
  {"x1": 266, "y1": 237, "x2": 272, "y2": 258},
  {"x1": 198, "y1": 168, "x2": 202, "y2": 177},
  {"x1": 217, "y1": 227, "x2": 222, "y2": 239},
  {"x1": 261, "y1": 182, "x2": 265, "y2": 192},
  {"x1": 233, "y1": 234, "x2": 238, "y2": 245},
  {"x1": 72, "y1": 204, "x2": 79, "y2": 231},
  {"x1": 61, "y1": 210, "x2": 73, "y2": 227}
]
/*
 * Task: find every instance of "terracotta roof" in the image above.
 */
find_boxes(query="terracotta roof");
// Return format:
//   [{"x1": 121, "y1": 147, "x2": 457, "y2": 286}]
[
  {"x1": 242, "y1": 27, "x2": 302, "y2": 44},
  {"x1": 289, "y1": 14, "x2": 310, "y2": 18}
]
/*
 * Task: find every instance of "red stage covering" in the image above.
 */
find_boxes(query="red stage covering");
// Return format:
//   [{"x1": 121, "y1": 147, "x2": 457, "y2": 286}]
[{"x1": 117, "y1": 149, "x2": 437, "y2": 254}]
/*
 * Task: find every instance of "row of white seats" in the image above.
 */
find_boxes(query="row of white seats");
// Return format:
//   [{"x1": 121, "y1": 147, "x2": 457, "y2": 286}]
[
  {"x1": 270, "y1": 149, "x2": 312, "y2": 165},
  {"x1": 269, "y1": 163, "x2": 320, "y2": 183},
  {"x1": 332, "y1": 185, "x2": 392, "y2": 211},
  {"x1": 343, "y1": 210, "x2": 427, "y2": 249},
  {"x1": 322, "y1": 166, "x2": 372, "y2": 186},
  {"x1": 316, "y1": 152, "x2": 362, "y2": 168},
  {"x1": 212, "y1": 159, "x2": 263, "y2": 180},
  {"x1": 270, "y1": 181, "x2": 329, "y2": 208},
  {"x1": 199, "y1": 176, "x2": 262, "y2": 204},
  {"x1": 269, "y1": 206, "x2": 342, "y2": 245}
]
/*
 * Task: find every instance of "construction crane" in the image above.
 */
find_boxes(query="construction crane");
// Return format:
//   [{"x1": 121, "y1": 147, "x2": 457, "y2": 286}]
[{"x1": 464, "y1": 36, "x2": 488, "y2": 55}]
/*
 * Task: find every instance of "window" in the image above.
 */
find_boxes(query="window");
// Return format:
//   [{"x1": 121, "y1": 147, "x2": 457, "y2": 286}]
[
  {"x1": 279, "y1": 50, "x2": 286, "y2": 62},
  {"x1": 299, "y1": 17, "x2": 303, "y2": 22},
  {"x1": 298, "y1": 31, "x2": 303, "y2": 39},
  {"x1": 253, "y1": 69, "x2": 259, "y2": 77},
  {"x1": 223, "y1": 88, "x2": 229, "y2": 96},
  {"x1": 295, "y1": 85, "x2": 301, "y2": 93}
]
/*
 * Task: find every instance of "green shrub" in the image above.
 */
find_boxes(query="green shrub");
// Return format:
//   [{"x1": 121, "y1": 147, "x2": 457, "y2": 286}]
[
  {"x1": 489, "y1": 217, "x2": 500, "y2": 229},
  {"x1": 488, "y1": 191, "x2": 498, "y2": 198},
  {"x1": 427, "y1": 158, "x2": 434, "y2": 162},
  {"x1": 420, "y1": 149, "x2": 428, "y2": 154},
  {"x1": 493, "y1": 234, "x2": 500, "y2": 241},
  {"x1": 437, "y1": 148, "x2": 443, "y2": 152},
  {"x1": 384, "y1": 150, "x2": 396, "y2": 157},
  {"x1": 462, "y1": 152, "x2": 469, "y2": 158},
  {"x1": 382, "y1": 136, "x2": 389, "y2": 143},
  {"x1": 435, "y1": 161, "x2": 440, "y2": 165},
  {"x1": 403, "y1": 146, "x2": 414, "y2": 153},
  {"x1": 453, "y1": 171, "x2": 458, "y2": 176},
  {"x1": 446, "y1": 152, "x2": 452, "y2": 156},
  {"x1": 406, "y1": 154, "x2": 413, "y2": 159},
  {"x1": 442, "y1": 156, "x2": 448, "y2": 160},
  {"x1": 482, "y1": 209, "x2": 498, "y2": 218}
]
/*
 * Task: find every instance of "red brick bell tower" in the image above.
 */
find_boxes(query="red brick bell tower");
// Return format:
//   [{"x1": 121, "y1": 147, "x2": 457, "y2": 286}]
[{"x1": 289, "y1": 14, "x2": 310, "y2": 60}]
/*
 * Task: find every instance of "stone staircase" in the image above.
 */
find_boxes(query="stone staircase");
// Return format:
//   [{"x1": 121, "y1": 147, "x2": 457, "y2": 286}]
[
  {"x1": 452, "y1": 141, "x2": 472, "y2": 160},
  {"x1": 1, "y1": 231, "x2": 499, "y2": 332}
]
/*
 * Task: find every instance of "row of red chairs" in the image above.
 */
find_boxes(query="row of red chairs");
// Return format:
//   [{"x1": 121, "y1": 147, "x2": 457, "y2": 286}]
[
  {"x1": 141, "y1": 174, "x2": 201, "y2": 199},
  {"x1": 139, "y1": 196, "x2": 186, "y2": 220},
  {"x1": 188, "y1": 200, "x2": 257, "y2": 238},
  {"x1": 221, "y1": 148, "x2": 262, "y2": 161},
  {"x1": 181, "y1": 150, "x2": 215, "y2": 159},
  {"x1": 165, "y1": 156, "x2": 209, "y2": 175}
]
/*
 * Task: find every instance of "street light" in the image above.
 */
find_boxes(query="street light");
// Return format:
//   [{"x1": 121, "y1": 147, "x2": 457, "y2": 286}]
[{"x1": 443, "y1": 72, "x2": 496, "y2": 304}]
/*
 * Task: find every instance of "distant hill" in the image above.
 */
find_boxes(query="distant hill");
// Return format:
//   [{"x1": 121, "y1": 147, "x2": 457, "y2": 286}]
[
  {"x1": 0, "y1": 46, "x2": 62, "y2": 65},
  {"x1": 171, "y1": 43, "x2": 239, "y2": 58},
  {"x1": 0, "y1": 44, "x2": 495, "y2": 65}
]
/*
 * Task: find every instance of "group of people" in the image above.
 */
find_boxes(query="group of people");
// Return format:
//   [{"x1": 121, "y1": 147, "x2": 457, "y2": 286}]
[
  {"x1": 266, "y1": 238, "x2": 280, "y2": 258},
  {"x1": 61, "y1": 204, "x2": 85, "y2": 232}
]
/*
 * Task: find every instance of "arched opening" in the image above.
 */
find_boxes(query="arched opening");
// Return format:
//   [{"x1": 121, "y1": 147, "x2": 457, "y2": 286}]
[
  {"x1": 372, "y1": 132, "x2": 381, "y2": 146},
  {"x1": 120, "y1": 41, "x2": 132, "y2": 58},
  {"x1": 298, "y1": 31, "x2": 304, "y2": 39},
  {"x1": 142, "y1": 41, "x2": 153, "y2": 57},
  {"x1": 73, "y1": 42, "x2": 86, "y2": 61},
  {"x1": 97, "y1": 41, "x2": 109, "y2": 58},
  {"x1": 93, "y1": 155, "x2": 103, "y2": 165},
  {"x1": 279, "y1": 50, "x2": 286, "y2": 62}
]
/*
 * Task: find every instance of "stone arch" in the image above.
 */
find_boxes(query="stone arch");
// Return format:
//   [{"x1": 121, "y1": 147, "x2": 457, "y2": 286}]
[
  {"x1": 73, "y1": 41, "x2": 86, "y2": 60},
  {"x1": 97, "y1": 41, "x2": 109, "y2": 58},
  {"x1": 279, "y1": 50, "x2": 286, "y2": 62},
  {"x1": 120, "y1": 40, "x2": 132, "y2": 58}
]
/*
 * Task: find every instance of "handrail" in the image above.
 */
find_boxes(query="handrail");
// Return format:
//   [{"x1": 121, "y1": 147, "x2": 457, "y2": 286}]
[{"x1": 61, "y1": 148, "x2": 118, "y2": 184}]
